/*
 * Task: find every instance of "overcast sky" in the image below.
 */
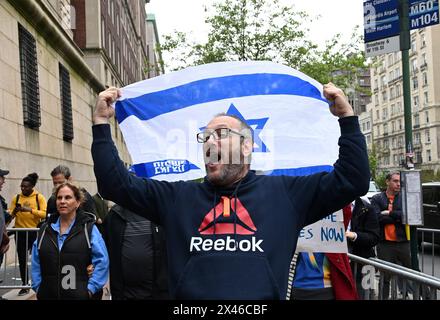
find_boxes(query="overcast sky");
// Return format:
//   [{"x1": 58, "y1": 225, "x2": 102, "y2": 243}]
[{"x1": 147, "y1": 0, "x2": 366, "y2": 48}]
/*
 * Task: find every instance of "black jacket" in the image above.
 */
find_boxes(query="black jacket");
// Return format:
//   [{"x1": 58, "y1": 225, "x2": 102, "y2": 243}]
[
  {"x1": 36, "y1": 210, "x2": 95, "y2": 300},
  {"x1": 102, "y1": 205, "x2": 169, "y2": 300},
  {"x1": 348, "y1": 198, "x2": 380, "y2": 258},
  {"x1": 371, "y1": 192, "x2": 407, "y2": 242}
]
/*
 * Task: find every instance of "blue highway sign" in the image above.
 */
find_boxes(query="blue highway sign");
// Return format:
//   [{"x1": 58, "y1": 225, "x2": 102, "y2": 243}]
[
  {"x1": 364, "y1": 0, "x2": 400, "y2": 43},
  {"x1": 410, "y1": 0, "x2": 439, "y2": 30}
]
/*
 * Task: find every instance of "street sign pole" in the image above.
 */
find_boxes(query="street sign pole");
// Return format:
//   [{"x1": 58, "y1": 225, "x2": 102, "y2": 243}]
[{"x1": 399, "y1": 0, "x2": 420, "y2": 271}]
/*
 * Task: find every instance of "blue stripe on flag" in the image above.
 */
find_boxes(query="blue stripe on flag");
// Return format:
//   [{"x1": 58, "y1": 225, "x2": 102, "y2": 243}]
[
  {"x1": 133, "y1": 159, "x2": 200, "y2": 178},
  {"x1": 116, "y1": 73, "x2": 327, "y2": 123},
  {"x1": 267, "y1": 165, "x2": 333, "y2": 176}
]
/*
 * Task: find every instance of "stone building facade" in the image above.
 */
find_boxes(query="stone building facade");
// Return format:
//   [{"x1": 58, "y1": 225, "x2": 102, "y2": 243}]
[{"x1": 0, "y1": 0, "x2": 152, "y2": 204}]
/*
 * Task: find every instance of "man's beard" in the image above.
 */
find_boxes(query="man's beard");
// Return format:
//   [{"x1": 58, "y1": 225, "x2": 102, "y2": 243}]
[{"x1": 207, "y1": 163, "x2": 246, "y2": 187}]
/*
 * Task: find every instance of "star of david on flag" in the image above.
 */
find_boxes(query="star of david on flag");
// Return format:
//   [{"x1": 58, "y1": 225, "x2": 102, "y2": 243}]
[{"x1": 114, "y1": 61, "x2": 340, "y2": 181}]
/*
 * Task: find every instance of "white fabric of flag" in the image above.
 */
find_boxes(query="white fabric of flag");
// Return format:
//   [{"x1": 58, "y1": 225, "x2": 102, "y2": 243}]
[{"x1": 115, "y1": 61, "x2": 339, "y2": 181}]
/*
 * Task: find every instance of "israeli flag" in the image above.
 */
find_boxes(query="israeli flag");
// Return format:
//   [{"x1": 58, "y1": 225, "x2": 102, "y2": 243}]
[{"x1": 115, "y1": 61, "x2": 339, "y2": 181}]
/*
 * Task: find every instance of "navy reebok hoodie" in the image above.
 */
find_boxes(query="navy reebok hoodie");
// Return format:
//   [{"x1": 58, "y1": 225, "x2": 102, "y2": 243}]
[{"x1": 92, "y1": 116, "x2": 369, "y2": 299}]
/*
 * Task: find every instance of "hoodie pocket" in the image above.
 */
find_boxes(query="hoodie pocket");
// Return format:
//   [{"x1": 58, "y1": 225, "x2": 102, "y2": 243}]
[{"x1": 175, "y1": 253, "x2": 280, "y2": 299}]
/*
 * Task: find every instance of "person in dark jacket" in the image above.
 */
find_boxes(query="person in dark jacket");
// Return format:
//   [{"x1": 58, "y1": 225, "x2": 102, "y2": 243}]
[
  {"x1": 346, "y1": 196, "x2": 380, "y2": 299},
  {"x1": 91, "y1": 83, "x2": 370, "y2": 299},
  {"x1": 46, "y1": 165, "x2": 97, "y2": 219},
  {"x1": 370, "y1": 172, "x2": 411, "y2": 299},
  {"x1": 31, "y1": 182, "x2": 109, "y2": 300},
  {"x1": 347, "y1": 197, "x2": 380, "y2": 258},
  {"x1": 102, "y1": 204, "x2": 169, "y2": 300}
]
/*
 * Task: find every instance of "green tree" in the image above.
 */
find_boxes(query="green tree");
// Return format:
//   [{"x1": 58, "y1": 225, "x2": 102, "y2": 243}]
[
  {"x1": 160, "y1": 0, "x2": 316, "y2": 71},
  {"x1": 297, "y1": 27, "x2": 369, "y2": 92},
  {"x1": 159, "y1": 0, "x2": 370, "y2": 94}
]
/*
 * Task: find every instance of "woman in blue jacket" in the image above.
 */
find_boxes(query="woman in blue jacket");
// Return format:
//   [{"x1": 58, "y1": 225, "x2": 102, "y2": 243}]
[{"x1": 31, "y1": 182, "x2": 109, "y2": 300}]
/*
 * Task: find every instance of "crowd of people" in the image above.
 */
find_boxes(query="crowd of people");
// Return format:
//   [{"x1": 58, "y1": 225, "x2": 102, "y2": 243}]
[
  {"x1": 0, "y1": 166, "x2": 169, "y2": 300},
  {"x1": 0, "y1": 82, "x2": 390, "y2": 300}
]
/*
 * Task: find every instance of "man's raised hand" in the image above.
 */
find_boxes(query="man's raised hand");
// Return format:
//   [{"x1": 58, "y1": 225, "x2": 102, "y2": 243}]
[
  {"x1": 323, "y1": 82, "x2": 355, "y2": 118},
  {"x1": 93, "y1": 87, "x2": 121, "y2": 124}
]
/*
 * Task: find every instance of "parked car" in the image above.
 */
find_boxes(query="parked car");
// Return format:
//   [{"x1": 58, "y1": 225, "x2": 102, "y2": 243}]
[
  {"x1": 365, "y1": 180, "x2": 381, "y2": 200},
  {"x1": 419, "y1": 182, "x2": 440, "y2": 245}
]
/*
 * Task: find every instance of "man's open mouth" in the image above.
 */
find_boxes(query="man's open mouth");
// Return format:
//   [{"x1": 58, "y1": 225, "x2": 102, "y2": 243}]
[{"x1": 205, "y1": 147, "x2": 222, "y2": 164}]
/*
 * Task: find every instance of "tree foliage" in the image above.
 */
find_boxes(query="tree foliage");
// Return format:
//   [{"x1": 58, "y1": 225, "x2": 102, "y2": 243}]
[{"x1": 158, "y1": 0, "x2": 370, "y2": 93}]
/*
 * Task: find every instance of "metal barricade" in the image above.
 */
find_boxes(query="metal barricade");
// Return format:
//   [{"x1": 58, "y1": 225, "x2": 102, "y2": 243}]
[
  {"x1": 417, "y1": 228, "x2": 440, "y2": 277},
  {"x1": 0, "y1": 228, "x2": 39, "y2": 291},
  {"x1": 349, "y1": 253, "x2": 440, "y2": 300}
]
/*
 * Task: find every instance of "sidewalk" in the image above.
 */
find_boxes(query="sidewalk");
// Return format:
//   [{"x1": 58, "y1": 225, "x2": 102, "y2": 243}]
[{"x1": 1, "y1": 289, "x2": 35, "y2": 300}]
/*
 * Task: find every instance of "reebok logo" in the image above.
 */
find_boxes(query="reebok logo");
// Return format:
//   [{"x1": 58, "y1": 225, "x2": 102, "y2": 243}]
[
  {"x1": 190, "y1": 197, "x2": 264, "y2": 252},
  {"x1": 198, "y1": 197, "x2": 257, "y2": 235},
  {"x1": 190, "y1": 236, "x2": 264, "y2": 252}
]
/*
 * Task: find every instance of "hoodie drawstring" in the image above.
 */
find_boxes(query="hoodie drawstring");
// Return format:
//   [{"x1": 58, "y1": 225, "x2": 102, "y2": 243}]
[{"x1": 213, "y1": 191, "x2": 217, "y2": 241}]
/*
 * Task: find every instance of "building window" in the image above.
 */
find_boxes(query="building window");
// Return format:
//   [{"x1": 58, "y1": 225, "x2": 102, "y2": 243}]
[
  {"x1": 425, "y1": 129, "x2": 430, "y2": 143},
  {"x1": 413, "y1": 96, "x2": 419, "y2": 111},
  {"x1": 384, "y1": 123, "x2": 388, "y2": 134},
  {"x1": 422, "y1": 72, "x2": 428, "y2": 86},
  {"x1": 416, "y1": 151, "x2": 422, "y2": 163},
  {"x1": 427, "y1": 149, "x2": 431, "y2": 162},
  {"x1": 59, "y1": 63, "x2": 74, "y2": 141},
  {"x1": 398, "y1": 119, "x2": 402, "y2": 130},
  {"x1": 414, "y1": 113, "x2": 420, "y2": 127},
  {"x1": 421, "y1": 34, "x2": 426, "y2": 47},
  {"x1": 381, "y1": 75, "x2": 387, "y2": 87},
  {"x1": 411, "y1": 39, "x2": 417, "y2": 52},
  {"x1": 412, "y1": 76, "x2": 418, "y2": 90},
  {"x1": 421, "y1": 53, "x2": 427, "y2": 65},
  {"x1": 425, "y1": 110, "x2": 429, "y2": 123},
  {"x1": 382, "y1": 90, "x2": 388, "y2": 103},
  {"x1": 397, "y1": 101, "x2": 402, "y2": 113},
  {"x1": 18, "y1": 23, "x2": 41, "y2": 129},
  {"x1": 414, "y1": 132, "x2": 421, "y2": 145},
  {"x1": 399, "y1": 153, "x2": 404, "y2": 165},
  {"x1": 388, "y1": 54, "x2": 394, "y2": 66},
  {"x1": 411, "y1": 59, "x2": 418, "y2": 73},
  {"x1": 382, "y1": 107, "x2": 388, "y2": 120}
]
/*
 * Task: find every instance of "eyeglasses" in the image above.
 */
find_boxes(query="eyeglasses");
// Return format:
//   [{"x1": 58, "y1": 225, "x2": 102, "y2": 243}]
[{"x1": 196, "y1": 128, "x2": 244, "y2": 143}]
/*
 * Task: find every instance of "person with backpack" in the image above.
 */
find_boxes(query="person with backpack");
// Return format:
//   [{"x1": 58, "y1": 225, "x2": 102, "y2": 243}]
[
  {"x1": 9, "y1": 172, "x2": 47, "y2": 296},
  {"x1": 31, "y1": 182, "x2": 109, "y2": 300},
  {"x1": 102, "y1": 204, "x2": 169, "y2": 300}
]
